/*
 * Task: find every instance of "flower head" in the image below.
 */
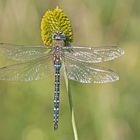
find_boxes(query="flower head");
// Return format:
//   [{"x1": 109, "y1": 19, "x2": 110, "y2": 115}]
[{"x1": 41, "y1": 7, "x2": 73, "y2": 46}]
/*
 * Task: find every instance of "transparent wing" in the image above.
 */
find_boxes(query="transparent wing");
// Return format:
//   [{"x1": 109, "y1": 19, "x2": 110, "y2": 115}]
[
  {"x1": 0, "y1": 55, "x2": 53, "y2": 81},
  {"x1": 63, "y1": 45, "x2": 124, "y2": 63},
  {"x1": 64, "y1": 59, "x2": 119, "y2": 83},
  {"x1": 0, "y1": 43, "x2": 52, "y2": 61}
]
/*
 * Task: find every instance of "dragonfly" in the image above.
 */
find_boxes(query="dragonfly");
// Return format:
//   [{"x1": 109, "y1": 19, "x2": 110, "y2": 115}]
[{"x1": 0, "y1": 31, "x2": 124, "y2": 130}]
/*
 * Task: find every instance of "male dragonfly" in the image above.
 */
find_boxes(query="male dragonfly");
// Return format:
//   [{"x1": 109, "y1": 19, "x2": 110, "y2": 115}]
[{"x1": 0, "y1": 31, "x2": 124, "y2": 130}]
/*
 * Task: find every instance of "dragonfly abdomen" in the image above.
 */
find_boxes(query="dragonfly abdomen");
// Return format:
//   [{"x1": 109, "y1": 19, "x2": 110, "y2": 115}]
[{"x1": 54, "y1": 64, "x2": 61, "y2": 130}]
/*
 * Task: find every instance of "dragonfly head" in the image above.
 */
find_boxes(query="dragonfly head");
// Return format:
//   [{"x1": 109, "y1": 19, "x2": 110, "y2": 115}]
[{"x1": 52, "y1": 31, "x2": 66, "y2": 41}]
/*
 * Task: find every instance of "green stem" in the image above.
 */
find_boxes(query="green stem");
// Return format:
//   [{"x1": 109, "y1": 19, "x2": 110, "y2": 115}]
[{"x1": 63, "y1": 67, "x2": 79, "y2": 140}]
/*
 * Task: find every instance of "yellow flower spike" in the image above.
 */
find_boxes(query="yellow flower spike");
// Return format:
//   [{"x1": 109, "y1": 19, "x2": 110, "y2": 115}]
[{"x1": 41, "y1": 7, "x2": 73, "y2": 46}]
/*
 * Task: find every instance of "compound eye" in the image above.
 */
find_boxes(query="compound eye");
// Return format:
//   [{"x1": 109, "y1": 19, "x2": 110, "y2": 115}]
[
  {"x1": 61, "y1": 34, "x2": 66, "y2": 40},
  {"x1": 52, "y1": 34, "x2": 56, "y2": 40}
]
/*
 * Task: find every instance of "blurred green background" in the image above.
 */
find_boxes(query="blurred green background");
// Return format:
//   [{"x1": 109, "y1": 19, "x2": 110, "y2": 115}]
[{"x1": 0, "y1": 0, "x2": 140, "y2": 140}]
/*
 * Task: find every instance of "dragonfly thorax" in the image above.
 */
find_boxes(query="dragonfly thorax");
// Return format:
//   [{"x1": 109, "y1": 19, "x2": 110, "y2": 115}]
[
  {"x1": 53, "y1": 43, "x2": 63, "y2": 69},
  {"x1": 52, "y1": 35, "x2": 65, "y2": 66}
]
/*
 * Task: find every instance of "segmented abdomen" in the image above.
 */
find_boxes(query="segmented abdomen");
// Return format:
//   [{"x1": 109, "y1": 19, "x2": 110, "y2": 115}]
[{"x1": 54, "y1": 67, "x2": 61, "y2": 130}]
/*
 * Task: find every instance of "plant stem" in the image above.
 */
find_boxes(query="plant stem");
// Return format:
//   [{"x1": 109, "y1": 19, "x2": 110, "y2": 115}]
[{"x1": 63, "y1": 67, "x2": 79, "y2": 140}]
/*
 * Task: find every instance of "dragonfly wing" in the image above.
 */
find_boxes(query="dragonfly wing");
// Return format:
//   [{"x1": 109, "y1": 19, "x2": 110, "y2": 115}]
[
  {"x1": 0, "y1": 55, "x2": 53, "y2": 81},
  {"x1": 0, "y1": 43, "x2": 52, "y2": 61},
  {"x1": 64, "y1": 60, "x2": 119, "y2": 83},
  {"x1": 63, "y1": 45, "x2": 124, "y2": 63}
]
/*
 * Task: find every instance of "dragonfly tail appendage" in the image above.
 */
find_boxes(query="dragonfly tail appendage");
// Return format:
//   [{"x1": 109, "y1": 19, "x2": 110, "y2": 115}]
[{"x1": 54, "y1": 67, "x2": 61, "y2": 130}]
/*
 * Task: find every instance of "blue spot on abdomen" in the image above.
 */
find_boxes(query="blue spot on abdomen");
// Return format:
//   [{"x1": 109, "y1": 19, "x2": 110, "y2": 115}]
[{"x1": 54, "y1": 64, "x2": 62, "y2": 68}]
